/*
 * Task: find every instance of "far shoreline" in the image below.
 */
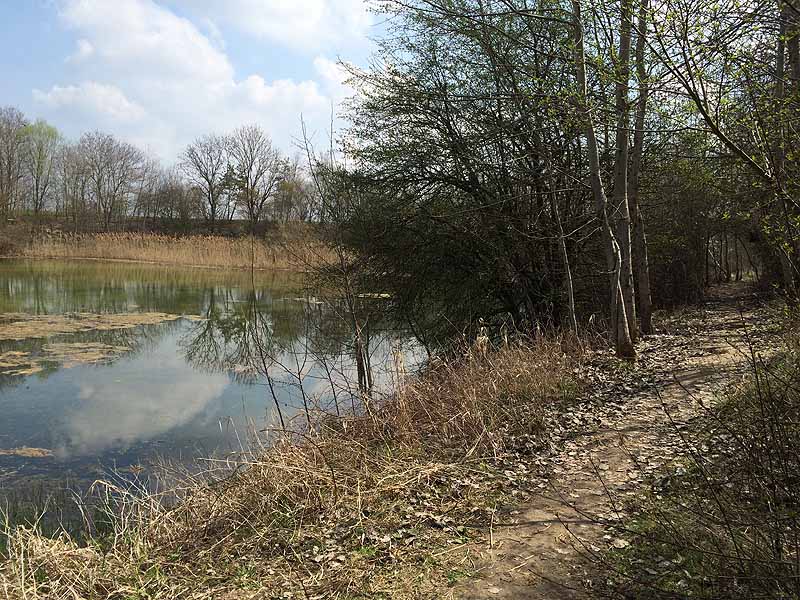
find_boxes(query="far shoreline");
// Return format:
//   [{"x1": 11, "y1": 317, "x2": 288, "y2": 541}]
[
  {"x1": 0, "y1": 226, "x2": 333, "y2": 273},
  {"x1": 0, "y1": 253, "x2": 312, "y2": 274}
]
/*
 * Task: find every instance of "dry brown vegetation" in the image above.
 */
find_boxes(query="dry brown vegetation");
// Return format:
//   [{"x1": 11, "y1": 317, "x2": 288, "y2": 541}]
[
  {"x1": 0, "y1": 226, "x2": 26, "y2": 257},
  {"x1": 12, "y1": 228, "x2": 333, "y2": 271},
  {"x1": 0, "y1": 340, "x2": 580, "y2": 599}
]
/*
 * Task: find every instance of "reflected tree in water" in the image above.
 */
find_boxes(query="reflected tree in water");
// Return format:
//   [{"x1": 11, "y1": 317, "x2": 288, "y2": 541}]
[{"x1": 180, "y1": 281, "x2": 407, "y2": 428}]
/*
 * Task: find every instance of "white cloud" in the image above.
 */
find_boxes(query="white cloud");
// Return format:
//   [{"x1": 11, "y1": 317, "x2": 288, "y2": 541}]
[
  {"x1": 60, "y1": 357, "x2": 229, "y2": 455},
  {"x1": 201, "y1": 17, "x2": 225, "y2": 50},
  {"x1": 33, "y1": 82, "x2": 146, "y2": 121},
  {"x1": 313, "y1": 55, "x2": 352, "y2": 101},
  {"x1": 314, "y1": 56, "x2": 348, "y2": 88},
  {"x1": 66, "y1": 38, "x2": 94, "y2": 63},
  {"x1": 59, "y1": 0, "x2": 233, "y2": 84},
  {"x1": 171, "y1": 0, "x2": 371, "y2": 52},
  {"x1": 32, "y1": 0, "x2": 356, "y2": 159}
]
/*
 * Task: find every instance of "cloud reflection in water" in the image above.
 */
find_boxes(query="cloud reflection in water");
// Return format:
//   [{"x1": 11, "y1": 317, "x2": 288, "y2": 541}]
[{"x1": 56, "y1": 339, "x2": 229, "y2": 457}]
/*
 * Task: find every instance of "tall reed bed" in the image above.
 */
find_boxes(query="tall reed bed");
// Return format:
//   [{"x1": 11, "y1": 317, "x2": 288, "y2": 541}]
[
  {"x1": 20, "y1": 231, "x2": 333, "y2": 271},
  {"x1": 0, "y1": 339, "x2": 580, "y2": 599}
]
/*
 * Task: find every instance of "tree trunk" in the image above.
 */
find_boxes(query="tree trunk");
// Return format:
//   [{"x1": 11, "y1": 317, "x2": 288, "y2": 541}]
[
  {"x1": 735, "y1": 235, "x2": 742, "y2": 281},
  {"x1": 551, "y1": 195, "x2": 579, "y2": 338},
  {"x1": 629, "y1": 0, "x2": 653, "y2": 335},
  {"x1": 571, "y1": 0, "x2": 635, "y2": 359},
  {"x1": 722, "y1": 229, "x2": 731, "y2": 283},
  {"x1": 777, "y1": 1, "x2": 800, "y2": 297},
  {"x1": 613, "y1": 0, "x2": 638, "y2": 342}
]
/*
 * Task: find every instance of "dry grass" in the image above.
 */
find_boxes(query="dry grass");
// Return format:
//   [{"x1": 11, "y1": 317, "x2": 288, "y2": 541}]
[
  {"x1": 17, "y1": 229, "x2": 334, "y2": 271},
  {"x1": 0, "y1": 339, "x2": 580, "y2": 599}
]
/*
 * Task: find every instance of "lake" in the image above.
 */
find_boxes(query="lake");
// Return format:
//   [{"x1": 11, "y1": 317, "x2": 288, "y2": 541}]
[{"x1": 0, "y1": 259, "x2": 410, "y2": 494}]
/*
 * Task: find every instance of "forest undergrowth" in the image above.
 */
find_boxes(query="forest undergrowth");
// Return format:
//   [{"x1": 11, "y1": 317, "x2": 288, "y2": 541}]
[
  {"x1": 456, "y1": 285, "x2": 790, "y2": 599},
  {"x1": 597, "y1": 315, "x2": 800, "y2": 597}
]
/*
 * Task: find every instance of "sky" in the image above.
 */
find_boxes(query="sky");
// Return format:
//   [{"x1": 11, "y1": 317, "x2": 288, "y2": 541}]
[{"x1": 0, "y1": 0, "x2": 377, "y2": 161}]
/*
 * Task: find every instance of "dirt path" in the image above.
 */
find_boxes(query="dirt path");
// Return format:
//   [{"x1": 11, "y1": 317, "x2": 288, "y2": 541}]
[{"x1": 458, "y1": 285, "x2": 781, "y2": 599}]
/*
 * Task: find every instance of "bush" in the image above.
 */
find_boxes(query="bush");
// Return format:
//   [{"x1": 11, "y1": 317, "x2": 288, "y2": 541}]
[{"x1": 0, "y1": 227, "x2": 23, "y2": 256}]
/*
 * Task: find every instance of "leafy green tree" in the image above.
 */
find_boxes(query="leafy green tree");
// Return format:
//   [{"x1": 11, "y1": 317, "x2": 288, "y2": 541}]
[{"x1": 21, "y1": 120, "x2": 61, "y2": 215}]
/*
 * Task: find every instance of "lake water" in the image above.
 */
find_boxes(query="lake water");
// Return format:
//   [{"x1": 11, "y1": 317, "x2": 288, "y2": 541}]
[{"x1": 0, "y1": 259, "x2": 408, "y2": 493}]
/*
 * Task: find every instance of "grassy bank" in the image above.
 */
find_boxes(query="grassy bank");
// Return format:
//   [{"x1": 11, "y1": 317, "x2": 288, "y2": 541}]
[
  {"x1": 0, "y1": 340, "x2": 580, "y2": 599},
  {"x1": 2, "y1": 226, "x2": 333, "y2": 271}
]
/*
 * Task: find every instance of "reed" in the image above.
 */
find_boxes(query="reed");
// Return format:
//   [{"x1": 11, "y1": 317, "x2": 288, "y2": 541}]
[{"x1": 18, "y1": 230, "x2": 334, "y2": 271}]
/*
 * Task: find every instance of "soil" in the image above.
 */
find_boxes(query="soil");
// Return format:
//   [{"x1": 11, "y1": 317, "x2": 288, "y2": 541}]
[{"x1": 457, "y1": 283, "x2": 782, "y2": 599}]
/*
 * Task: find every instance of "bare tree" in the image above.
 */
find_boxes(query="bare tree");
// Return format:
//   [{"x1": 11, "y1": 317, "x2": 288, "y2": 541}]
[
  {"x1": 79, "y1": 131, "x2": 144, "y2": 230},
  {"x1": 181, "y1": 133, "x2": 229, "y2": 230},
  {"x1": 303, "y1": 119, "x2": 375, "y2": 401},
  {"x1": 611, "y1": 0, "x2": 638, "y2": 342},
  {"x1": 131, "y1": 155, "x2": 161, "y2": 226},
  {"x1": 57, "y1": 142, "x2": 89, "y2": 227},
  {"x1": 629, "y1": 0, "x2": 653, "y2": 334},
  {"x1": 0, "y1": 106, "x2": 28, "y2": 217},
  {"x1": 228, "y1": 124, "x2": 284, "y2": 230},
  {"x1": 571, "y1": 0, "x2": 636, "y2": 358},
  {"x1": 155, "y1": 166, "x2": 200, "y2": 225}
]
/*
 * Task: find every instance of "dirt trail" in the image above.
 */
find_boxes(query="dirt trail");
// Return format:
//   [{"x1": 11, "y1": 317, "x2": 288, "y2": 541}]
[{"x1": 458, "y1": 284, "x2": 781, "y2": 599}]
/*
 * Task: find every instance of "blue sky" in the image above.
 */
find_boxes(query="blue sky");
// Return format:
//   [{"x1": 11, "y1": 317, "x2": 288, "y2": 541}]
[{"x1": 0, "y1": 0, "x2": 377, "y2": 160}]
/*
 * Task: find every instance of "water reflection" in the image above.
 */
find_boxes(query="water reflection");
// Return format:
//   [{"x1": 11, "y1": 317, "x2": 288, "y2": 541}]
[
  {"x1": 0, "y1": 258, "x2": 302, "y2": 315},
  {"x1": 60, "y1": 344, "x2": 229, "y2": 456},
  {"x1": 0, "y1": 259, "x2": 410, "y2": 487},
  {"x1": 179, "y1": 281, "x2": 408, "y2": 424}
]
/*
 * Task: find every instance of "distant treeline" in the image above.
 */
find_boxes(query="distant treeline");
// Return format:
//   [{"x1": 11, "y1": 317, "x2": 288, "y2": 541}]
[{"x1": 0, "y1": 108, "x2": 326, "y2": 231}]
